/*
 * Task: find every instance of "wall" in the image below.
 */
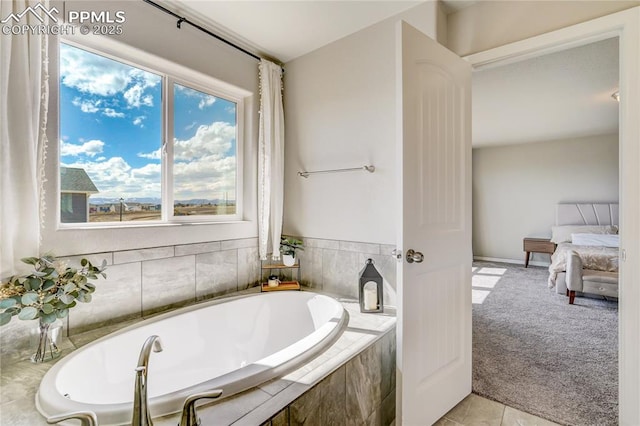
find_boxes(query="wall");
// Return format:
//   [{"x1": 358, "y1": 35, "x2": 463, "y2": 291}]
[
  {"x1": 446, "y1": 0, "x2": 640, "y2": 56},
  {"x1": 282, "y1": 2, "x2": 443, "y2": 245},
  {"x1": 472, "y1": 134, "x2": 619, "y2": 264}
]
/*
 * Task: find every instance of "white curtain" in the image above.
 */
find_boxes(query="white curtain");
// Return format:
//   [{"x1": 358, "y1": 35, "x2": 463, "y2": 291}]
[
  {"x1": 258, "y1": 59, "x2": 285, "y2": 260},
  {"x1": 0, "y1": 0, "x2": 50, "y2": 277}
]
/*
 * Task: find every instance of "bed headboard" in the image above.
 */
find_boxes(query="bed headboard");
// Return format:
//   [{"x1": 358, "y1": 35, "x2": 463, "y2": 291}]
[{"x1": 556, "y1": 203, "x2": 619, "y2": 226}]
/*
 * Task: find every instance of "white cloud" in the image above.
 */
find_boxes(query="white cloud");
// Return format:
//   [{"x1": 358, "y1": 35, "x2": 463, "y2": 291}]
[
  {"x1": 103, "y1": 108, "x2": 125, "y2": 118},
  {"x1": 175, "y1": 84, "x2": 219, "y2": 111},
  {"x1": 129, "y1": 68, "x2": 160, "y2": 90},
  {"x1": 172, "y1": 121, "x2": 236, "y2": 200},
  {"x1": 198, "y1": 97, "x2": 215, "y2": 109},
  {"x1": 137, "y1": 149, "x2": 161, "y2": 160},
  {"x1": 60, "y1": 139, "x2": 105, "y2": 157},
  {"x1": 60, "y1": 119, "x2": 236, "y2": 200},
  {"x1": 62, "y1": 156, "x2": 161, "y2": 199},
  {"x1": 132, "y1": 163, "x2": 161, "y2": 179},
  {"x1": 60, "y1": 44, "x2": 132, "y2": 96},
  {"x1": 60, "y1": 43, "x2": 160, "y2": 108},
  {"x1": 185, "y1": 121, "x2": 197, "y2": 131},
  {"x1": 124, "y1": 84, "x2": 154, "y2": 108},
  {"x1": 72, "y1": 97, "x2": 101, "y2": 113},
  {"x1": 174, "y1": 155, "x2": 236, "y2": 200},
  {"x1": 174, "y1": 121, "x2": 235, "y2": 161},
  {"x1": 133, "y1": 116, "x2": 145, "y2": 127}
]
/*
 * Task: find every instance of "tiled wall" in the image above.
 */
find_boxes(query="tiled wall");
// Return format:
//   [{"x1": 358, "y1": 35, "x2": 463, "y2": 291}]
[
  {"x1": 0, "y1": 237, "x2": 261, "y2": 363},
  {"x1": 261, "y1": 327, "x2": 396, "y2": 426},
  {"x1": 0, "y1": 236, "x2": 397, "y2": 363},
  {"x1": 295, "y1": 237, "x2": 398, "y2": 307}
]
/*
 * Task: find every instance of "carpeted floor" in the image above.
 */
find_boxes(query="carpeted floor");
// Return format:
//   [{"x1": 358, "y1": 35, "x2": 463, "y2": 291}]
[{"x1": 472, "y1": 261, "x2": 618, "y2": 426}]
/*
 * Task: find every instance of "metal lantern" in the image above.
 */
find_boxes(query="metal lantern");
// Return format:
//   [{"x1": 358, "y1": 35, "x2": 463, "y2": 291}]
[{"x1": 359, "y1": 258, "x2": 383, "y2": 313}]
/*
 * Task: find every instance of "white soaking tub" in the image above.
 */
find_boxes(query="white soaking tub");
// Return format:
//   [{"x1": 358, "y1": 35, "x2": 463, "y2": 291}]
[{"x1": 36, "y1": 291, "x2": 347, "y2": 425}]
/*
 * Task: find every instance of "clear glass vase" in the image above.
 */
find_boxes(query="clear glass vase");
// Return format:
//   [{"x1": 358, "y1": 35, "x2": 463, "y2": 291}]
[{"x1": 30, "y1": 318, "x2": 63, "y2": 363}]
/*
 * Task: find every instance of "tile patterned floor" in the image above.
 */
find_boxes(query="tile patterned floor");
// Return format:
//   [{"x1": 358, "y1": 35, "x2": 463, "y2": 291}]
[{"x1": 435, "y1": 394, "x2": 561, "y2": 426}]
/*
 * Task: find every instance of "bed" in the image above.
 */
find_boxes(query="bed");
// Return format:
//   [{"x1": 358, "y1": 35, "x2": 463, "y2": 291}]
[{"x1": 547, "y1": 203, "x2": 619, "y2": 302}]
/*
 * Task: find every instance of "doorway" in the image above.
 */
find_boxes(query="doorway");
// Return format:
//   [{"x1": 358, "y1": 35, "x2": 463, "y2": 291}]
[
  {"x1": 469, "y1": 37, "x2": 620, "y2": 425},
  {"x1": 464, "y1": 8, "x2": 640, "y2": 425}
]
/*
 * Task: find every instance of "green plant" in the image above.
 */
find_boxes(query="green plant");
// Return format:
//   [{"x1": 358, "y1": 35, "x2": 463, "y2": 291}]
[
  {"x1": 0, "y1": 254, "x2": 106, "y2": 326},
  {"x1": 279, "y1": 236, "x2": 304, "y2": 258}
]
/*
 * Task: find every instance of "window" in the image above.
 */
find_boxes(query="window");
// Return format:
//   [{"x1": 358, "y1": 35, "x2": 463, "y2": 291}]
[
  {"x1": 58, "y1": 42, "x2": 241, "y2": 225},
  {"x1": 171, "y1": 83, "x2": 237, "y2": 217}
]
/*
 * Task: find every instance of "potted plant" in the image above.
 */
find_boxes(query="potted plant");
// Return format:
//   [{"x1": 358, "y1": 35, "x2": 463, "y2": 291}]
[
  {"x1": 0, "y1": 254, "x2": 106, "y2": 362},
  {"x1": 279, "y1": 236, "x2": 304, "y2": 266}
]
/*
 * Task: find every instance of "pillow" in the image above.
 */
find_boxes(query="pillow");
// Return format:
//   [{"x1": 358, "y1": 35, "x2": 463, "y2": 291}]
[
  {"x1": 571, "y1": 233, "x2": 619, "y2": 247},
  {"x1": 550, "y1": 225, "x2": 618, "y2": 244}
]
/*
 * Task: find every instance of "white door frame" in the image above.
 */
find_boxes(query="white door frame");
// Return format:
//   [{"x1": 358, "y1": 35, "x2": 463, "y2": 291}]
[{"x1": 464, "y1": 7, "x2": 640, "y2": 425}]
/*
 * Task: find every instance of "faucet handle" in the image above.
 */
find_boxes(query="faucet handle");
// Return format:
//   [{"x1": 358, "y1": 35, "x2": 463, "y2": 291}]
[
  {"x1": 47, "y1": 411, "x2": 98, "y2": 426},
  {"x1": 179, "y1": 390, "x2": 223, "y2": 426}
]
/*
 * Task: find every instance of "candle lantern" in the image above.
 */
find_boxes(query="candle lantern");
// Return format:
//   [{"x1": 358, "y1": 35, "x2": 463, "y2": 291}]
[{"x1": 359, "y1": 258, "x2": 383, "y2": 313}]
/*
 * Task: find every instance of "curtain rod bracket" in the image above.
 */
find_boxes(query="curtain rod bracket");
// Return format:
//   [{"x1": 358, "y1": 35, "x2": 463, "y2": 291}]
[{"x1": 143, "y1": 0, "x2": 283, "y2": 68}]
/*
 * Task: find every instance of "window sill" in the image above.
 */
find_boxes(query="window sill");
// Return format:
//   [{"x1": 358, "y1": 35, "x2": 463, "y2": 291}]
[{"x1": 56, "y1": 219, "x2": 249, "y2": 231}]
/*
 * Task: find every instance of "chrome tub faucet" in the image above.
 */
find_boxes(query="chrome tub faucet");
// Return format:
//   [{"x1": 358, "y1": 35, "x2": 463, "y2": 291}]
[
  {"x1": 47, "y1": 411, "x2": 98, "y2": 426},
  {"x1": 132, "y1": 335, "x2": 163, "y2": 426},
  {"x1": 179, "y1": 390, "x2": 223, "y2": 426}
]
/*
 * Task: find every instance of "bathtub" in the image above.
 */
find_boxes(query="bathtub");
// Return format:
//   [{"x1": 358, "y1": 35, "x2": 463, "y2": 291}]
[{"x1": 36, "y1": 291, "x2": 347, "y2": 425}]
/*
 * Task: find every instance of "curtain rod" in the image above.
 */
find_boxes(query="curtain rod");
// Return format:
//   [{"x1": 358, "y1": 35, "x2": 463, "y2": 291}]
[{"x1": 143, "y1": 0, "x2": 275, "y2": 65}]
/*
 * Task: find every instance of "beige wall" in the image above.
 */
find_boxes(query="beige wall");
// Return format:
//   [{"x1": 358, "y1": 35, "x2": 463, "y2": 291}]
[
  {"x1": 472, "y1": 134, "x2": 619, "y2": 264},
  {"x1": 446, "y1": 0, "x2": 640, "y2": 56},
  {"x1": 282, "y1": 2, "x2": 441, "y2": 244}
]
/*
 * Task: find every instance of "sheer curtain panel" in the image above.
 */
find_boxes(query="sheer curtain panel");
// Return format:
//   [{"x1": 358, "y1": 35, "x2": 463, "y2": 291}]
[
  {"x1": 0, "y1": 0, "x2": 50, "y2": 277},
  {"x1": 257, "y1": 59, "x2": 285, "y2": 260}
]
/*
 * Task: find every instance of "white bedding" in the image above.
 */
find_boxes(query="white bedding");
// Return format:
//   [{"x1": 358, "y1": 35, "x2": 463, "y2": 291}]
[
  {"x1": 571, "y1": 233, "x2": 619, "y2": 247},
  {"x1": 547, "y1": 242, "x2": 619, "y2": 288}
]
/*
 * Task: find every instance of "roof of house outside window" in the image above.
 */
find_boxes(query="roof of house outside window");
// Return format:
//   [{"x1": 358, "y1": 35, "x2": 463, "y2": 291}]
[{"x1": 60, "y1": 167, "x2": 99, "y2": 193}]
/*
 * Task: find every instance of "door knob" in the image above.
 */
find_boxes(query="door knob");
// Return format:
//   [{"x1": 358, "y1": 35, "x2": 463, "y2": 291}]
[{"x1": 406, "y1": 249, "x2": 424, "y2": 263}]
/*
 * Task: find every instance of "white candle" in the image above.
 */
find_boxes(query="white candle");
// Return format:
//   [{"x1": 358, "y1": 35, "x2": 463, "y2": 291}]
[{"x1": 363, "y1": 285, "x2": 378, "y2": 310}]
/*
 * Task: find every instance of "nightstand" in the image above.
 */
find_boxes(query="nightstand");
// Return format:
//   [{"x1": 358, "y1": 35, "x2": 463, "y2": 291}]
[{"x1": 523, "y1": 237, "x2": 556, "y2": 268}]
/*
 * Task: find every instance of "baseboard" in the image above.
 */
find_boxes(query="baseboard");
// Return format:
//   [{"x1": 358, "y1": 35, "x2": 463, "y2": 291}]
[{"x1": 473, "y1": 256, "x2": 550, "y2": 268}]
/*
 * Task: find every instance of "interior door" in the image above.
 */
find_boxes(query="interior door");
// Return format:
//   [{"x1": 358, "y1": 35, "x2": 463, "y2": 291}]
[{"x1": 396, "y1": 21, "x2": 472, "y2": 425}]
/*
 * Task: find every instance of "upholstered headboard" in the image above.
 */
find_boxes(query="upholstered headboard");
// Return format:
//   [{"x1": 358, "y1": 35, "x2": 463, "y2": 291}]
[{"x1": 556, "y1": 203, "x2": 619, "y2": 226}]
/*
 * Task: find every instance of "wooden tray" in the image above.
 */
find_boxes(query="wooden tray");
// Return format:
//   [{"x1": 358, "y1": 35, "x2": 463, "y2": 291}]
[
  {"x1": 261, "y1": 263, "x2": 300, "y2": 269},
  {"x1": 261, "y1": 281, "x2": 301, "y2": 292}
]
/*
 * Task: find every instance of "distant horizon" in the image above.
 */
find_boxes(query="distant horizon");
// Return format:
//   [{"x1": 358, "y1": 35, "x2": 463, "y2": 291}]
[{"x1": 87, "y1": 197, "x2": 236, "y2": 205}]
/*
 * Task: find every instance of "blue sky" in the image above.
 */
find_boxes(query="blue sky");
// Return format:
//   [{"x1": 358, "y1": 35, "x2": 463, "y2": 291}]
[{"x1": 59, "y1": 43, "x2": 237, "y2": 202}]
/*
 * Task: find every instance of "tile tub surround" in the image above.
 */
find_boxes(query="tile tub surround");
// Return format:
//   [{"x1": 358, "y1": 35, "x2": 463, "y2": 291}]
[
  {"x1": 0, "y1": 238, "x2": 261, "y2": 362},
  {"x1": 0, "y1": 290, "x2": 396, "y2": 426},
  {"x1": 294, "y1": 237, "x2": 398, "y2": 306}
]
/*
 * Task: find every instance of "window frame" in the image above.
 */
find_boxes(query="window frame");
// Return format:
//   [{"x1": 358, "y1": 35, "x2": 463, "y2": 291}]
[{"x1": 58, "y1": 36, "x2": 246, "y2": 228}]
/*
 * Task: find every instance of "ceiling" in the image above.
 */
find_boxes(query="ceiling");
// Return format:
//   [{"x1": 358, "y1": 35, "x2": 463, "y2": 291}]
[
  {"x1": 152, "y1": 1, "x2": 617, "y2": 148},
  {"x1": 156, "y1": 0, "x2": 426, "y2": 63},
  {"x1": 472, "y1": 37, "x2": 620, "y2": 147}
]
